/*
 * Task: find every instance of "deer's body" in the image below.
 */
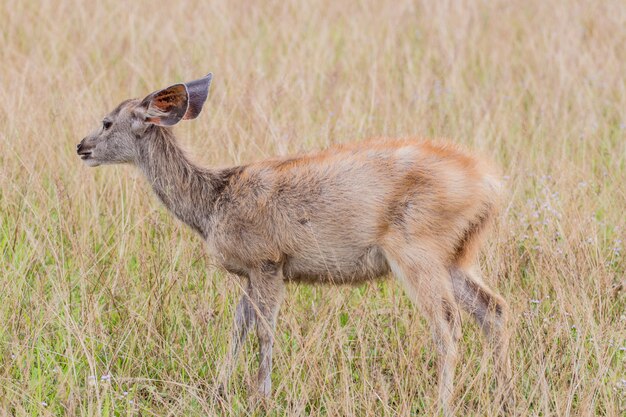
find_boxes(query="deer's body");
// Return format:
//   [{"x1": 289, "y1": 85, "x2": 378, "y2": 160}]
[
  {"x1": 209, "y1": 139, "x2": 495, "y2": 282},
  {"x1": 78, "y1": 74, "x2": 511, "y2": 416}
]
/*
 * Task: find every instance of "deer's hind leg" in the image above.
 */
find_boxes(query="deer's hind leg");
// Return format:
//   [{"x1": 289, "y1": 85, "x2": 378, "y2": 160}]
[
  {"x1": 384, "y1": 244, "x2": 462, "y2": 417},
  {"x1": 451, "y1": 266, "x2": 512, "y2": 404}
]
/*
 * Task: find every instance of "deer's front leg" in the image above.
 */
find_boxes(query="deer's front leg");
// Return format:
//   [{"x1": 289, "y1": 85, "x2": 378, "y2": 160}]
[
  {"x1": 250, "y1": 261, "x2": 285, "y2": 397},
  {"x1": 220, "y1": 279, "x2": 256, "y2": 394}
]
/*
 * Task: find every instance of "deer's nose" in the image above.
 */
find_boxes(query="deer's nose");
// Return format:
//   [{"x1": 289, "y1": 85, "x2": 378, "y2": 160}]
[{"x1": 77, "y1": 140, "x2": 90, "y2": 155}]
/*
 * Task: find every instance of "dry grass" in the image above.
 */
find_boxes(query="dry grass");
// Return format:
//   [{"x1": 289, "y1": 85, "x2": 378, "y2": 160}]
[{"x1": 1, "y1": 0, "x2": 625, "y2": 415}]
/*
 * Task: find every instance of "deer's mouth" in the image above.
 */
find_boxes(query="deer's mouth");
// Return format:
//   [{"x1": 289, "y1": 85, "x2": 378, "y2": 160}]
[
  {"x1": 77, "y1": 142, "x2": 92, "y2": 158},
  {"x1": 77, "y1": 146, "x2": 100, "y2": 166}
]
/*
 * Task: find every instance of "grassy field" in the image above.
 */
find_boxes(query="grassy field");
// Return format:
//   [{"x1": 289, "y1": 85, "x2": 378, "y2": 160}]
[{"x1": 1, "y1": 0, "x2": 625, "y2": 415}]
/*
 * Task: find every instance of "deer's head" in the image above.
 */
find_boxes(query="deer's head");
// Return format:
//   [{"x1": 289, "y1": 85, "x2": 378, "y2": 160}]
[{"x1": 77, "y1": 73, "x2": 212, "y2": 167}]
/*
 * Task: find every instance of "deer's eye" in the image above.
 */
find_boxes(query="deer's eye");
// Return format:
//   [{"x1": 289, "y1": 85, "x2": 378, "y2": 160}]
[{"x1": 103, "y1": 120, "x2": 112, "y2": 130}]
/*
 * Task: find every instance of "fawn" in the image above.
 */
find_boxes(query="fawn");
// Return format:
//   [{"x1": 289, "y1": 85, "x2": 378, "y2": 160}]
[{"x1": 77, "y1": 73, "x2": 511, "y2": 416}]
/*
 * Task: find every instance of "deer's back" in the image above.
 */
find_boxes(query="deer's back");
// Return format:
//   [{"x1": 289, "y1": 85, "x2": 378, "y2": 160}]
[{"x1": 209, "y1": 139, "x2": 500, "y2": 283}]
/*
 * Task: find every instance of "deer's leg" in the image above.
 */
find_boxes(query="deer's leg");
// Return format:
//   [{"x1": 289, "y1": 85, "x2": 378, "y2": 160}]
[
  {"x1": 385, "y1": 248, "x2": 461, "y2": 417},
  {"x1": 220, "y1": 280, "x2": 256, "y2": 393},
  {"x1": 250, "y1": 261, "x2": 285, "y2": 397},
  {"x1": 451, "y1": 266, "x2": 512, "y2": 410}
]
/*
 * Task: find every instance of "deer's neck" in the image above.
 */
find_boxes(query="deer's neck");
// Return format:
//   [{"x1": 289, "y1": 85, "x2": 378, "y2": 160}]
[{"x1": 137, "y1": 127, "x2": 221, "y2": 237}]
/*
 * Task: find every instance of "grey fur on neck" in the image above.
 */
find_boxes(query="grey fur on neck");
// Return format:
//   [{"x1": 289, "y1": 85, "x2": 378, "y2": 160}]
[{"x1": 136, "y1": 126, "x2": 221, "y2": 237}]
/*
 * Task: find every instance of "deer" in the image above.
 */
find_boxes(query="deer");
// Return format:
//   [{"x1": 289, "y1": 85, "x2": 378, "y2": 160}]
[{"x1": 77, "y1": 73, "x2": 512, "y2": 416}]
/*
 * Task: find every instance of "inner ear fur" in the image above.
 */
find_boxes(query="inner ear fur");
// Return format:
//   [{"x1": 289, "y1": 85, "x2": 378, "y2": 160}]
[{"x1": 142, "y1": 84, "x2": 189, "y2": 126}]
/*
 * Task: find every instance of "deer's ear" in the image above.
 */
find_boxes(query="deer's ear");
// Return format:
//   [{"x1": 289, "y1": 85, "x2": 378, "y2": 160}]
[
  {"x1": 141, "y1": 84, "x2": 189, "y2": 126},
  {"x1": 183, "y1": 73, "x2": 212, "y2": 120}
]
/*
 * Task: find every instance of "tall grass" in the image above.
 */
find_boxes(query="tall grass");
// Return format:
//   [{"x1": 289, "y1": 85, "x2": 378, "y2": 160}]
[{"x1": 0, "y1": 0, "x2": 624, "y2": 415}]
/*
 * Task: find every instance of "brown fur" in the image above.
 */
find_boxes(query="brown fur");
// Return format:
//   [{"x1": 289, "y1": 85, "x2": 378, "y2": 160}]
[{"x1": 77, "y1": 78, "x2": 511, "y2": 416}]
